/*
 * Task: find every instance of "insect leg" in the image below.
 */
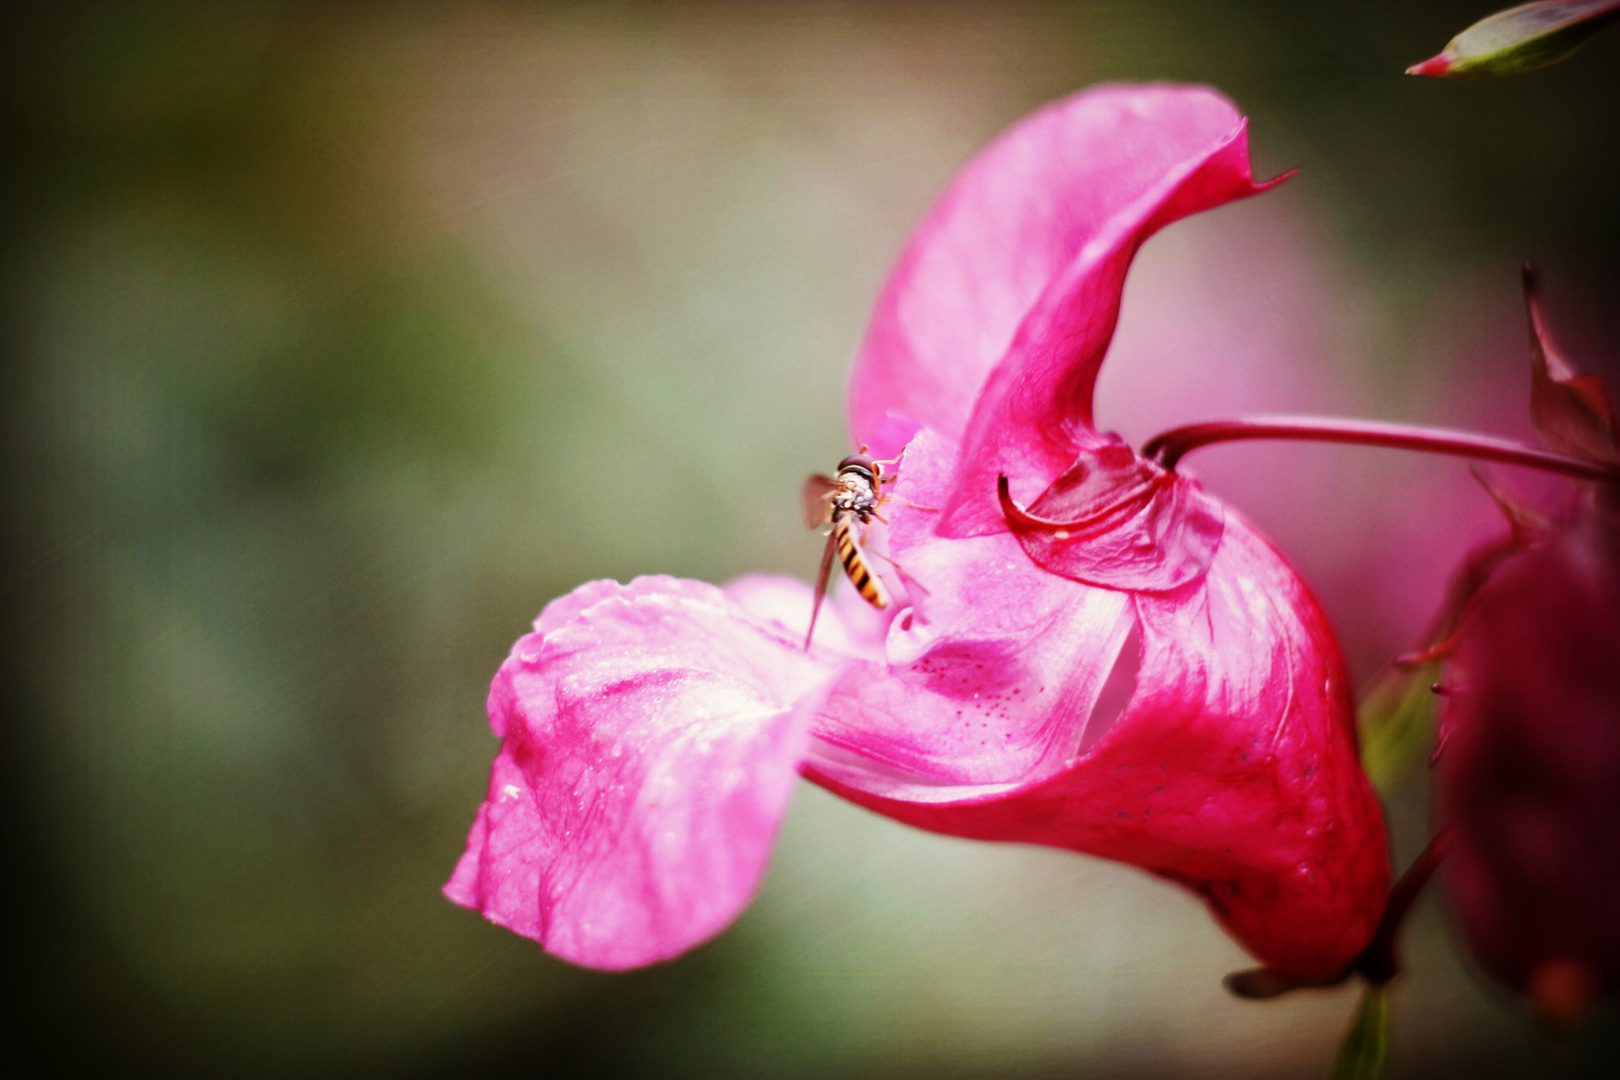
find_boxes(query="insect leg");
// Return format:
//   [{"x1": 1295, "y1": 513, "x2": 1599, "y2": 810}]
[
  {"x1": 863, "y1": 546, "x2": 931, "y2": 597},
  {"x1": 853, "y1": 519, "x2": 922, "y2": 598},
  {"x1": 883, "y1": 492, "x2": 938, "y2": 512}
]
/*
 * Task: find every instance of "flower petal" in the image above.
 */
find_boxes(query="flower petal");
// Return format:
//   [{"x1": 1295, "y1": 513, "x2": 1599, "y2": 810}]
[
  {"x1": 847, "y1": 84, "x2": 1276, "y2": 468},
  {"x1": 808, "y1": 506, "x2": 1388, "y2": 979},
  {"x1": 811, "y1": 529, "x2": 1135, "y2": 787},
  {"x1": 998, "y1": 435, "x2": 1226, "y2": 590},
  {"x1": 939, "y1": 91, "x2": 1279, "y2": 538},
  {"x1": 809, "y1": 427, "x2": 1135, "y2": 786},
  {"x1": 446, "y1": 577, "x2": 835, "y2": 970},
  {"x1": 723, "y1": 572, "x2": 892, "y2": 661}
]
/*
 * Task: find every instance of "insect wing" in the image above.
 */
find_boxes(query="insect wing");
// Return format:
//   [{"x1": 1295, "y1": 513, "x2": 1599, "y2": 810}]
[
  {"x1": 802, "y1": 474, "x2": 838, "y2": 529},
  {"x1": 805, "y1": 529, "x2": 840, "y2": 649}
]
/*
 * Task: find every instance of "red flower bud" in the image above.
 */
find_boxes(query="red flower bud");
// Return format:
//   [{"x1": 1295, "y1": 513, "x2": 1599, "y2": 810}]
[{"x1": 1438, "y1": 510, "x2": 1620, "y2": 1018}]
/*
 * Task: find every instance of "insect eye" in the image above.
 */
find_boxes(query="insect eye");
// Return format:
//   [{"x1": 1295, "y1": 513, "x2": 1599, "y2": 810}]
[{"x1": 837, "y1": 453, "x2": 875, "y2": 471}]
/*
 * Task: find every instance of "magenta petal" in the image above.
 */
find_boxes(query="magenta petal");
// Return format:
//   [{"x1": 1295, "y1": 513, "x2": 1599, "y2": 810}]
[
  {"x1": 937, "y1": 93, "x2": 1278, "y2": 538},
  {"x1": 810, "y1": 427, "x2": 1135, "y2": 787},
  {"x1": 446, "y1": 577, "x2": 835, "y2": 970},
  {"x1": 810, "y1": 527, "x2": 1134, "y2": 786},
  {"x1": 444, "y1": 742, "x2": 548, "y2": 940},
  {"x1": 848, "y1": 84, "x2": 1276, "y2": 465},
  {"x1": 999, "y1": 436, "x2": 1226, "y2": 590},
  {"x1": 808, "y1": 513, "x2": 1388, "y2": 980}
]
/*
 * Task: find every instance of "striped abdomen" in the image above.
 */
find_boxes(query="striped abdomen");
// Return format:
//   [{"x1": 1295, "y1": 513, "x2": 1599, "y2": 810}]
[{"x1": 834, "y1": 514, "x2": 889, "y2": 609}]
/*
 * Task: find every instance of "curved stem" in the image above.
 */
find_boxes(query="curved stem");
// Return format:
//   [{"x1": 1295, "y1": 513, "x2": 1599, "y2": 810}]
[
  {"x1": 1142, "y1": 415, "x2": 1620, "y2": 483},
  {"x1": 1355, "y1": 826, "x2": 1454, "y2": 987}
]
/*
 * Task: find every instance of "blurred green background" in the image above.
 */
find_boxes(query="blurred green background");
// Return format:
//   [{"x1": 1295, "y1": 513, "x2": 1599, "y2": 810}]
[{"x1": 5, "y1": 2, "x2": 1619, "y2": 1076}]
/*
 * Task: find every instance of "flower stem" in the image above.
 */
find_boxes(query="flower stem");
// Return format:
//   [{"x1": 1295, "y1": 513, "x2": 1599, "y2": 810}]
[
  {"x1": 1142, "y1": 415, "x2": 1620, "y2": 483},
  {"x1": 1355, "y1": 826, "x2": 1454, "y2": 987}
]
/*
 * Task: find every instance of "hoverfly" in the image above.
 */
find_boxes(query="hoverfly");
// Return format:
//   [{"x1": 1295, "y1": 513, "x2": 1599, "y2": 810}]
[{"x1": 801, "y1": 451, "x2": 896, "y2": 649}]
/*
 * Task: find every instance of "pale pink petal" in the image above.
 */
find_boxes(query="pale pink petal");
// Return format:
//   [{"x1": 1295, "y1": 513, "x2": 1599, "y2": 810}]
[
  {"x1": 722, "y1": 572, "x2": 893, "y2": 661},
  {"x1": 883, "y1": 425, "x2": 957, "y2": 554},
  {"x1": 446, "y1": 578, "x2": 835, "y2": 970},
  {"x1": 532, "y1": 574, "x2": 723, "y2": 634},
  {"x1": 848, "y1": 84, "x2": 1274, "y2": 463}
]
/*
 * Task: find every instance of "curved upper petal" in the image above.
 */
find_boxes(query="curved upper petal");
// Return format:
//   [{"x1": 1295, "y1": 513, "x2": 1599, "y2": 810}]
[
  {"x1": 939, "y1": 93, "x2": 1279, "y2": 537},
  {"x1": 445, "y1": 576, "x2": 836, "y2": 970},
  {"x1": 848, "y1": 84, "x2": 1277, "y2": 468}
]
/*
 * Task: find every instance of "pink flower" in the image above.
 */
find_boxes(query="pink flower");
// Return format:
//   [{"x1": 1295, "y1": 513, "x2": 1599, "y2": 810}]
[{"x1": 446, "y1": 84, "x2": 1389, "y2": 979}]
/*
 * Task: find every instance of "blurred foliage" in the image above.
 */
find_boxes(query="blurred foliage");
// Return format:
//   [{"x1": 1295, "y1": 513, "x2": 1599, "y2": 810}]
[
  {"x1": 4, "y1": 2, "x2": 1620, "y2": 1077},
  {"x1": 1357, "y1": 661, "x2": 1442, "y2": 794},
  {"x1": 1330, "y1": 984, "x2": 1391, "y2": 1080}
]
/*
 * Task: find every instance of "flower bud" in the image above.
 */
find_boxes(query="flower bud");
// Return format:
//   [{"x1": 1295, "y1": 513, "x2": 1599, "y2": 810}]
[
  {"x1": 1438, "y1": 510, "x2": 1620, "y2": 1022},
  {"x1": 1407, "y1": 0, "x2": 1620, "y2": 79}
]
